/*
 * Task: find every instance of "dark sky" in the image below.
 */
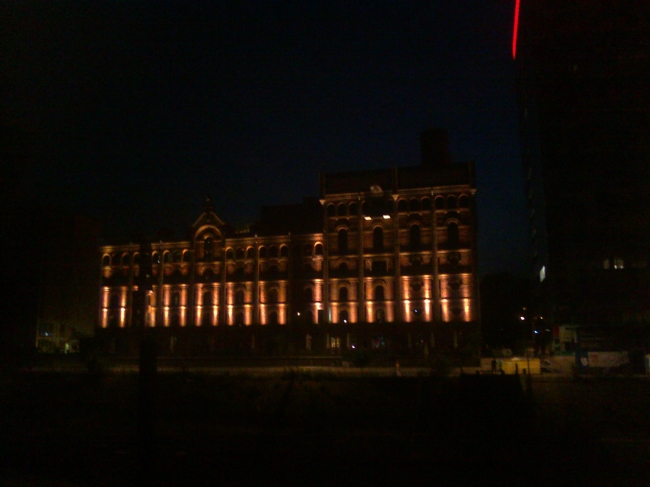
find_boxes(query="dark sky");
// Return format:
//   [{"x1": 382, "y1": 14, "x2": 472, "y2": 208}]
[{"x1": 3, "y1": 0, "x2": 527, "y2": 277}]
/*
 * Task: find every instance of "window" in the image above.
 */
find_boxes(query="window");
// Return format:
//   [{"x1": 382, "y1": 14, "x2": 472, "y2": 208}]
[
  {"x1": 280, "y1": 245, "x2": 289, "y2": 257},
  {"x1": 202, "y1": 291, "x2": 212, "y2": 307},
  {"x1": 121, "y1": 254, "x2": 130, "y2": 266},
  {"x1": 226, "y1": 248, "x2": 235, "y2": 260},
  {"x1": 339, "y1": 287, "x2": 348, "y2": 302},
  {"x1": 110, "y1": 293, "x2": 119, "y2": 308},
  {"x1": 337, "y1": 203, "x2": 347, "y2": 216},
  {"x1": 338, "y1": 262, "x2": 348, "y2": 272},
  {"x1": 111, "y1": 254, "x2": 120, "y2": 266},
  {"x1": 236, "y1": 248, "x2": 245, "y2": 260},
  {"x1": 235, "y1": 290, "x2": 245, "y2": 305},
  {"x1": 459, "y1": 195, "x2": 469, "y2": 208},
  {"x1": 173, "y1": 251, "x2": 181, "y2": 263},
  {"x1": 339, "y1": 310, "x2": 349, "y2": 324},
  {"x1": 398, "y1": 199, "x2": 408, "y2": 212},
  {"x1": 447, "y1": 222, "x2": 459, "y2": 248},
  {"x1": 327, "y1": 204, "x2": 336, "y2": 217},
  {"x1": 373, "y1": 227, "x2": 384, "y2": 252},
  {"x1": 349, "y1": 202, "x2": 358, "y2": 215},
  {"x1": 268, "y1": 288, "x2": 278, "y2": 303},
  {"x1": 315, "y1": 243, "x2": 323, "y2": 255},
  {"x1": 410, "y1": 225, "x2": 421, "y2": 250},
  {"x1": 204, "y1": 238, "x2": 213, "y2": 260},
  {"x1": 269, "y1": 246, "x2": 278, "y2": 258},
  {"x1": 374, "y1": 285, "x2": 385, "y2": 301},
  {"x1": 133, "y1": 254, "x2": 141, "y2": 265},
  {"x1": 447, "y1": 196, "x2": 457, "y2": 209},
  {"x1": 172, "y1": 292, "x2": 180, "y2": 306},
  {"x1": 102, "y1": 255, "x2": 110, "y2": 267},
  {"x1": 614, "y1": 257, "x2": 624, "y2": 270},
  {"x1": 376, "y1": 309, "x2": 385, "y2": 323},
  {"x1": 202, "y1": 312, "x2": 212, "y2": 327},
  {"x1": 247, "y1": 247, "x2": 255, "y2": 259},
  {"x1": 259, "y1": 247, "x2": 267, "y2": 258},
  {"x1": 182, "y1": 251, "x2": 190, "y2": 263},
  {"x1": 338, "y1": 229, "x2": 348, "y2": 254},
  {"x1": 422, "y1": 197, "x2": 431, "y2": 211},
  {"x1": 268, "y1": 311, "x2": 278, "y2": 325},
  {"x1": 371, "y1": 260, "x2": 387, "y2": 274},
  {"x1": 409, "y1": 199, "x2": 420, "y2": 212},
  {"x1": 435, "y1": 196, "x2": 445, "y2": 210},
  {"x1": 152, "y1": 252, "x2": 160, "y2": 264},
  {"x1": 304, "y1": 287, "x2": 313, "y2": 302},
  {"x1": 235, "y1": 312, "x2": 244, "y2": 326}
]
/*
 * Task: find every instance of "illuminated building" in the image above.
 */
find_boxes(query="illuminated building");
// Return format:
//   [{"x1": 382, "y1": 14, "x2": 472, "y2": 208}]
[
  {"x1": 515, "y1": 2, "x2": 650, "y2": 344},
  {"x1": 98, "y1": 130, "x2": 479, "y2": 355}
]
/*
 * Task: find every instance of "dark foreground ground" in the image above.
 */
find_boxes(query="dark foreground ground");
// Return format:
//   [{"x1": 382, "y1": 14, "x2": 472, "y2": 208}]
[{"x1": 1, "y1": 370, "x2": 649, "y2": 486}]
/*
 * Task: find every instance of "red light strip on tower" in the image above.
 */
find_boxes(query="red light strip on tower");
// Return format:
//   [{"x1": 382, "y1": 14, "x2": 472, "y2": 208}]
[{"x1": 512, "y1": 0, "x2": 520, "y2": 59}]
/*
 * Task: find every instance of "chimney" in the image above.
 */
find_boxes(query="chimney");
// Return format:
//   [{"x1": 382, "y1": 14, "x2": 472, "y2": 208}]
[{"x1": 420, "y1": 128, "x2": 451, "y2": 167}]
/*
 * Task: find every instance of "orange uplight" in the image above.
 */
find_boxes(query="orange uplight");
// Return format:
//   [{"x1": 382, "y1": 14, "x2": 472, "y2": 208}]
[{"x1": 512, "y1": 0, "x2": 520, "y2": 59}]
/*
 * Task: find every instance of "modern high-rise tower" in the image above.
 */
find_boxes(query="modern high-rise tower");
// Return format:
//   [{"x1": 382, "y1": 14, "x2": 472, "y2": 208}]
[{"x1": 514, "y1": 0, "x2": 650, "y2": 346}]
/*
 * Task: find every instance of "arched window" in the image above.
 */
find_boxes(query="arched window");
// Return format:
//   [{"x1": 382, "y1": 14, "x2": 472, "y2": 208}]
[
  {"x1": 349, "y1": 202, "x2": 358, "y2": 215},
  {"x1": 110, "y1": 293, "x2": 119, "y2": 308},
  {"x1": 226, "y1": 248, "x2": 235, "y2": 260},
  {"x1": 304, "y1": 287, "x2": 313, "y2": 302},
  {"x1": 173, "y1": 251, "x2": 181, "y2": 263},
  {"x1": 447, "y1": 196, "x2": 457, "y2": 209},
  {"x1": 269, "y1": 246, "x2": 278, "y2": 258},
  {"x1": 374, "y1": 285, "x2": 385, "y2": 301},
  {"x1": 339, "y1": 309, "x2": 349, "y2": 324},
  {"x1": 280, "y1": 245, "x2": 289, "y2": 257},
  {"x1": 338, "y1": 229, "x2": 348, "y2": 254},
  {"x1": 337, "y1": 203, "x2": 347, "y2": 216},
  {"x1": 111, "y1": 254, "x2": 121, "y2": 266},
  {"x1": 247, "y1": 247, "x2": 255, "y2": 259},
  {"x1": 339, "y1": 287, "x2": 348, "y2": 302},
  {"x1": 268, "y1": 288, "x2": 278, "y2": 303},
  {"x1": 259, "y1": 247, "x2": 267, "y2": 258},
  {"x1": 202, "y1": 291, "x2": 212, "y2": 307},
  {"x1": 152, "y1": 252, "x2": 161, "y2": 264},
  {"x1": 121, "y1": 254, "x2": 130, "y2": 266},
  {"x1": 447, "y1": 222, "x2": 459, "y2": 248},
  {"x1": 409, "y1": 198, "x2": 420, "y2": 212},
  {"x1": 268, "y1": 311, "x2": 278, "y2": 325},
  {"x1": 182, "y1": 251, "x2": 190, "y2": 263},
  {"x1": 102, "y1": 255, "x2": 110, "y2": 267},
  {"x1": 338, "y1": 262, "x2": 348, "y2": 272},
  {"x1": 172, "y1": 292, "x2": 180, "y2": 306},
  {"x1": 373, "y1": 227, "x2": 384, "y2": 252},
  {"x1": 315, "y1": 243, "x2": 323, "y2": 255},
  {"x1": 236, "y1": 248, "x2": 245, "y2": 260},
  {"x1": 435, "y1": 196, "x2": 445, "y2": 210},
  {"x1": 134, "y1": 253, "x2": 141, "y2": 265},
  {"x1": 235, "y1": 290, "x2": 245, "y2": 305},
  {"x1": 327, "y1": 204, "x2": 336, "y2": 217},
  {"x1": 410, "y1": 225, "x2": 421, "y2": 250},
  {"x1": 459, "y1": 195, "x2": 469, "y2": 208}
]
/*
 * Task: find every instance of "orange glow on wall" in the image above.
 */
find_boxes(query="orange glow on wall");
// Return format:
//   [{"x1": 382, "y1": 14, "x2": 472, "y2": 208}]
[
  {"x1": 120, "y1": 307, "x2": 126, "y2": 327},
  {"x1": 512, "y1": 0, "x2": 520, "y2": 59},
  {"x1": 424, "y1": 298, "x2": 431, "y2": 322},
  {"x1": 102, "y1": 309, "x2": 108, "y2": 328}
]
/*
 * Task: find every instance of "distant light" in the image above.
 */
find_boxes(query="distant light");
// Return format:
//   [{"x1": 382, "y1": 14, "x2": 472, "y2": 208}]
[
  {"x1": 297, "y1": 312, "x2": 301, "y2": 316},
  {"x1": 534, "y1": 330, "x2": 539, "y2": 334},
  {"x1": 351, "y1": 345, "x2": 355, "y2": 349},
  {"x1": 520, "y1": 316, "x2": 525, "y2": 321},
  {"x1": 343, "y1": 319, "x2": 347, "y2": 324},
  {"x1": 512, "y1": 0, "x2": 520, "y2": 59},
  {"x1": 364, "y1": 216, "x2": 372, "y2": 221},
  {"x1": 382, "y1": 215, "x2": 390, "y2": 219},
  {"x1": 539, "y1": 266, "x2": 546, "y2": 282}
]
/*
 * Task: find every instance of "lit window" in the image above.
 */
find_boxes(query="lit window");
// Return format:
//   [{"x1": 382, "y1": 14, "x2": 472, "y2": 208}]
[{"x1": 614, "y1": 258, "x2": 624, "y2": 270}]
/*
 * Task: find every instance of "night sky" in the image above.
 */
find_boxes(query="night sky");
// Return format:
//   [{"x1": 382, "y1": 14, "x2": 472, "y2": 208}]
[{"x1": 3, "y1": 0, "x2": 527, "y2": 277}]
